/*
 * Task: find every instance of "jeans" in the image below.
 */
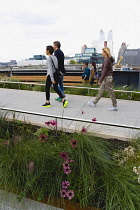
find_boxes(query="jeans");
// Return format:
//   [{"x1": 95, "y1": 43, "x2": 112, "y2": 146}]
[{"x1": 58, "y1": 74, "x2": 65, "y2": 97}]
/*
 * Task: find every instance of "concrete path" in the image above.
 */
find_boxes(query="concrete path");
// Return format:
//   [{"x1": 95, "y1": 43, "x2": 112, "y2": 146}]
[
  {"x1": 0, "y1": 190, "x2": 63, "y2": 210},
  {"x1": 0, "y1": 88, "x2": 140, "y2": 140}
]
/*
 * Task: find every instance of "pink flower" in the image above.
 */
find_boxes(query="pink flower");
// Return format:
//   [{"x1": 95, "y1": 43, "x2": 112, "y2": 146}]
[
  {"x1": 92, "y1": 118, "x2": 97, "y2": 122},
  {"x1": 50, "y1": 120, "x2": 57, "y2": 126},
  {"x1": 82, "y1": 111, "x2": 85, "y2": 114},
  {"x1": 38, "y1": 134, "x2": 48, "y2": 142},
  {"x1": 63, "y1": 161, "x2": 70, "y2": 169},
  {"x1": 60, "y1": 189, "x2": 67, "y2": 198},
  {"x1": 45, "y1": 121, "x2": 51, "y2": 126},
  {"x1": 63, "y1": 167, "x2": 71, "y2": 174},
  {"x1": 70, "y1": 139, "x2": 78, "y2": 147},
  {"x1": 81, "y1": 127, "x2": 87, "y2": 133},
  {"x1": 62, "y1": 180, "x2": 70, "y2": 189},
  {"x1": 66, "y1": 190, "x2": 74, "y2": 200},
  {"x1": 60, "y1": 152, "x2": 69, "y2": 160}
]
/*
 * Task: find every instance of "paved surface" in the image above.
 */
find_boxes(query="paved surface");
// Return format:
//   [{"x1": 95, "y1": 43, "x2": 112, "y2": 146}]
[
  {"x1": 0, "y1": 88, "x2": 140, "y2": 140},
  {"x1": 0, "y1": 190, "x2": 63, "y2": 210}
]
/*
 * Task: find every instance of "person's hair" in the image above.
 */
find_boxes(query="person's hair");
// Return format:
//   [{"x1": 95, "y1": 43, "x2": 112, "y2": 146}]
[
  {"x1": 102, "y1": 47, "x2": 111, "y2": 58},
  {"x1": 84, "y1": 62, "x2": 88, "y2": 66},
  {"x1": 46, "y1": 45, "x2": 54, "y2": 54},
  {"x1": 91, "y1": 61, "x2": 97, "y2": 71},
  {"x1": 53, "y1": 41, "x2": 61, "y2": 49}
]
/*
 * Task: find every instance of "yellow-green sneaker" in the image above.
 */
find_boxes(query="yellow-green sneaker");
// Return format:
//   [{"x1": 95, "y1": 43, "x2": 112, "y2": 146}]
[
  {"x1": 63, "y1": 100, "x2": 68, "y2": 108},
  {"x1": 42, "y1": 102, "x2": 52, "y2": 107}
]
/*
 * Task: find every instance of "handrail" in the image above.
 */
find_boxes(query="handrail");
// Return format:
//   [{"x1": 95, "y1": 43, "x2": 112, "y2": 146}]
[
  {"x1": 0, "y1": 107, "x2": 140, "y2": 130},
  {"x1": 0, "y1": 80, "x2": 140, "y2": 94}
]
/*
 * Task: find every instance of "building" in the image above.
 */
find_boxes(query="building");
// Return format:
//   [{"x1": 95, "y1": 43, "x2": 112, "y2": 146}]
[
  {"x1": 69, "y1": 47, "x2": 104, "y2": 65},
  {"x1": 121, "y1": 49, "x2": 140, "y2": 66}
]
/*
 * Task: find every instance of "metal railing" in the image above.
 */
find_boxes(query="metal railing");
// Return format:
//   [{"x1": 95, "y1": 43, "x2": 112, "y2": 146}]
[
  {"x1": 0, "y1": 107, "x2": 140, "y2": 130},
  {"x1": 0, "y1": 80, "x2": 140, "y2": 95}
]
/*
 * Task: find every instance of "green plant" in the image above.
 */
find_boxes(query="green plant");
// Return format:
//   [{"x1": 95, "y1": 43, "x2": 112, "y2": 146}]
[{"x1": 0, "y1": 113, "x2": 140, "y2": 209}]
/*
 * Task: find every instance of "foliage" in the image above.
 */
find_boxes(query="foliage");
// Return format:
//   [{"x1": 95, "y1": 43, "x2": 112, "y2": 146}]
[{"x1": 0, "y1": 113, "x2": 140, "y2": 210}]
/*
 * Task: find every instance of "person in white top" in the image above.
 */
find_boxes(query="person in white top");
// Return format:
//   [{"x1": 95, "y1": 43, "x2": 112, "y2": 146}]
[{"x1": 42, "y1": 45, "x2": 68, "y2": 108}]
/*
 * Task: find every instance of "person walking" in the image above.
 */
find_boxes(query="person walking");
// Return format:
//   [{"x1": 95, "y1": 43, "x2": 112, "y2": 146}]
[
  {"x1": 42, "y1": 45, "x2": 68, "y2": 108},
  {"x1": 53, "y1": 41, "x2": 66, "y2": 102},
  {"x1": 89, "y1": 61, "x2": 97, "y2": 85},
  {"x1": 88, "y1": 47, "x2": 118, "y2": 111}
]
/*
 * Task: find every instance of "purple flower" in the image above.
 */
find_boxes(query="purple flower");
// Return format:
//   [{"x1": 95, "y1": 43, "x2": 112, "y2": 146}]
[
  {"x1": 70, "y1": 139, "x2": 78, "y2": 147},
  {"x1": 66, "y1": 190, "x2": 74, "y2": 200},
  {"x1": 50, "y1": 120, "x2": 58, "y2": 126},
  {"x1": 82, "y1": 111, "x2": 85, "y2": 114},
  {"x1": 92, "y1": 118, "x2": 97, "y2": 122},
  {"x1": 62, "y1": 180, "x2": 70, "y2": 189},
  {"x1": 63, "y1": 161, "x2": 70, "y2": 169},
  {"x1": 60, "y1": 152, "x2": 69, "y2": 160},
  {"x1": 45, "y1": 121, "x2": 51, "y2": 126},
  {"x1": 60, "y1": 189, "x2": 67, "y2": 198},
  {"x1": 63, "y1": 167, "x2": 71, "y2": 174},
  {"x1": 81, "y1": 127, "x2": 87, "y2": 133},
  {"x1": 38, "y1": 134, "x2": 48, "y2": 142}
]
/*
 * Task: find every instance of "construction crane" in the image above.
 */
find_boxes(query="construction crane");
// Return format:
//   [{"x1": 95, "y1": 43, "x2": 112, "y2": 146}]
[{"x1": 117, "y1": 44, "x2": 129, "y2": 66}]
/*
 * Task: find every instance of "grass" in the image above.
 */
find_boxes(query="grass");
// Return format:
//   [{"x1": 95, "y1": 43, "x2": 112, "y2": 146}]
[
  {"x1": 0, "y1": 76, "x2": 140, "y2": 101},
  {"x1": 0, "y1": 112, "x2": 140, "y2": 209}
]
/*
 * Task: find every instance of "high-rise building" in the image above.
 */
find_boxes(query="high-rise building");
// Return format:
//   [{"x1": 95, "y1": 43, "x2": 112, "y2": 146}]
[
  {"x1": 98, "y1": 30, "x2": 105, "y2": 53},
  {"x1": 81, "y1": 45, "x2": 87, "y2": 53},
  {"x1": 107, "y1": 30, "x2": 113, "y2": 54}
]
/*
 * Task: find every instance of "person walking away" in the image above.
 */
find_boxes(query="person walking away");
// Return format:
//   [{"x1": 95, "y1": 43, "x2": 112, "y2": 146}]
[
  {"x1": 42, "y1": 45, "x2": 68, "y2": 108},
  {"x1": 82, "y1": 62, "x2": 90, "y2": 84},
  {"x1": 89, "y1": 61, "x2": 97, "y2": 85},
  {"x1": 88, "y1": 47, "x2": 118, "y2": 111},
  {"x1": 53, "y1": 41, "x2": 66, "y2": 102}
]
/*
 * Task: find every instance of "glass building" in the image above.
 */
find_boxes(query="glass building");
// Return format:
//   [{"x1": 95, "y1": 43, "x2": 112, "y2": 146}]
[{"x1": 72, "y1": 47, "x2": 104, "y2": 64}]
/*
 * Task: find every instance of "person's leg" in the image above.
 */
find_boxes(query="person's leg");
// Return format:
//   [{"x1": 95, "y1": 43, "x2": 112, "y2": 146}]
[
  {"x1": 93, "y1": 80, "x2": 106, "y2": 104},
  {"x1": 42, "y1": 76, "x2": 52, "y2": 107},
  {"x1": 105, "y1": 77, "x2": 117, "y2": 109},
  {"x1": 55, "y1": 74, "x2": 65, "y2": 101},
  {"x1": 53, "y1": 78, "x2": 68, "y2": 108}
]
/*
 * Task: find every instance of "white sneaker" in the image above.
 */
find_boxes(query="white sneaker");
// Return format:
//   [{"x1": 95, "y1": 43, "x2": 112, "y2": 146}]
[
  {"x1": 88, "y1": 101, "x2": 96, "y2": 107},
  {"x1": 108, "y1": 106, "x2": 118, "y2": 111}
]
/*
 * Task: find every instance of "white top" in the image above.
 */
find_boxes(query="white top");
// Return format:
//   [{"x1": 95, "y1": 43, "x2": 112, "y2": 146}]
[{"x1": 46, "y1": 55, "x2": 58, "y2": 81}]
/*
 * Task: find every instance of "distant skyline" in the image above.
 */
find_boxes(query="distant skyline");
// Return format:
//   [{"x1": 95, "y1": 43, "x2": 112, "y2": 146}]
[{"x1": 0, "y1": 0, "x2": 140, "y2": 62}]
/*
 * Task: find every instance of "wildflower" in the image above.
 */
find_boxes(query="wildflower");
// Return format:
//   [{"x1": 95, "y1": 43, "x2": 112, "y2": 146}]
[
  {"x1": 81, "y1": 127, "x2": 87, "y2": 133},
  {"x1": 62, "y1": 180, "x2": 70, "y2": 189},
  {"x1": 60, "y1": 189, "x2": 67, "y2": 198},
  {"x1": 63, "y1": 161, "x2": 70, "y2": 169},
  {"x1": 133, "y1": 167, "x2": 138, "y2": 174},
  {"x1": 63, "y1": 167, "x2": 71, "y2": 174},
  {"x1": 92, "y1": 118, "x2": 97, "y2": 122},
  {"x1": 66, "y1": 190, "x2": 74, "y2": 200},
  {"x1": 50, "y1": 120, "x2": 58, "y2": 126},
  {"x1": 70, "y1": 139, "x2": 78, "y2": 147},
  {"x1": 60, "y1": 152, "x2": 69, "y2": 160},
  {"x1": 38, "y1": 134, "x2": 48, "y2": 142},
  {"x1": 45, "y1": 121, "x2": 51, "y2": 126},
  {"x1": 82, "y1": 111, "x2": 85, "y2": 114}
]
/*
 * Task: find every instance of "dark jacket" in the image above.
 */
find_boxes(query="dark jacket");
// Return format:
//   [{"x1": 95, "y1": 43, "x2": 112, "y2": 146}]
[
  {"x1": 54, "y1": 49, "x2": 66, "y2": 74},
  {"x1": 82, "y1": 67, "x2": 90, "y2": 80},
  {"x1": 99, "y1": 56, "x2": 115, "y2": 83}
]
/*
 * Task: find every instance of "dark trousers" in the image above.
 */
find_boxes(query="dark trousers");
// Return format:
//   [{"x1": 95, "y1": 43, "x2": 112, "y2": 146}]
[{"x1": 46, "y1": 75, "x2": 64, "y2": 100}]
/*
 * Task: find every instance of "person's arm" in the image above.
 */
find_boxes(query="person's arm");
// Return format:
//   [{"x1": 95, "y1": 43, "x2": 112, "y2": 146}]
[{"x1": 47, "y1": 57, "x2": 55, "y2": 82}]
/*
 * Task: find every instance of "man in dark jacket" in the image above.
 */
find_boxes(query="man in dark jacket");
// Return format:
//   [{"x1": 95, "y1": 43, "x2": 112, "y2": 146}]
[{"x1": 53, "y1": 41, "x2": 66, "y2": 101}]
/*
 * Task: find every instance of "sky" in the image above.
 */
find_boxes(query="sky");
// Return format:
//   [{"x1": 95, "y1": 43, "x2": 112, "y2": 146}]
[{"x1": 0, "y1": 0, "x2": 140, "y2": 62}]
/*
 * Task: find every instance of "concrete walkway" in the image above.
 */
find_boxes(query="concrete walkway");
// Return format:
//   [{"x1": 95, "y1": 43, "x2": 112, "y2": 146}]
[{"x1": 0, "y1": 88, "x2": 140, "y2": 140}]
